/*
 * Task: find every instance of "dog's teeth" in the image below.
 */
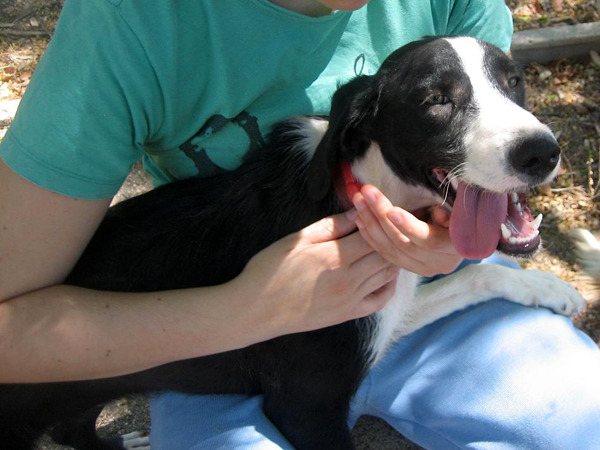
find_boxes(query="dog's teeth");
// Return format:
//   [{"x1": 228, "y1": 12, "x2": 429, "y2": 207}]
[
  {"x1": 510, "y1": 192, "x2": 524, "y2": 215},
  {"x1": 507, "y1": 229, "x2": 539, "y2": 245},
  {"x1": 450, "y1": 178, "x2": 459, "y2": 190},
  {"x1": 501, "y1": 217, "x2": 541, "y2": 244},
  {"x1": 501, "y1": 223, "x2": 512, "y2": 240}
]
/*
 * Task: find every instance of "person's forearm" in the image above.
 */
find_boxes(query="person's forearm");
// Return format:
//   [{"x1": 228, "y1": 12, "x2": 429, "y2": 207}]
[{"x1": 0, "y1": 282, "x2": 267, "y2": 383}]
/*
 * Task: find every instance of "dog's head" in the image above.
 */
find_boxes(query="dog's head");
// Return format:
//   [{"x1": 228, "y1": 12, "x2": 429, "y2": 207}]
[{"x1": 308, "y1": 36, "x2": 560, "y2": 259}]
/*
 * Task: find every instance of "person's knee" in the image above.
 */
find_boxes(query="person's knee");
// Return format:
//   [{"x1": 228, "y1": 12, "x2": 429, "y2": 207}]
[{"x1": 367, "y1": 300, "x2": 600, "y2": 449}]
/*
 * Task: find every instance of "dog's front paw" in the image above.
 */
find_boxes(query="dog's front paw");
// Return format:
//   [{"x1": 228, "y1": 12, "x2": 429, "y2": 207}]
[{"x1": 514, "y1": 270, "x2": 587, "y2": 316}]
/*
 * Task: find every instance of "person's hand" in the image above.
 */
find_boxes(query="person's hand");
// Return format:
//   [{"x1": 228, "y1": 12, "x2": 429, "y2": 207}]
[
  {"x1": 233, "y1": 211, "x2": 399, "y2": 337},
  {"x1": 352, "y1": 185, "x2": 463, "y2": 277}
]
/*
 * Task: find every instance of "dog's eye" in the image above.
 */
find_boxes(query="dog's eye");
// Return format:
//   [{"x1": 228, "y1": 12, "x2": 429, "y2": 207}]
[
  {"x1": 426, "y1": 94, "x2": 450, "y2": 105},
  {"x1": 507, "y1": 76, "x2": 520, "y2": 88}
]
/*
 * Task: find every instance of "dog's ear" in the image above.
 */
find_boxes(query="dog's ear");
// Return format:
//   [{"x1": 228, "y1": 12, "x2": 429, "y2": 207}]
[{"x1": 307, "y1": 75, "x2": 377, "y2": 201}]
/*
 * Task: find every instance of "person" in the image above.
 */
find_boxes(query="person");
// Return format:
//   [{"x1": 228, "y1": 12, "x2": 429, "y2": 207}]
[{"x1": 1, "y1": 0, "x2": 599, "y2": 448}]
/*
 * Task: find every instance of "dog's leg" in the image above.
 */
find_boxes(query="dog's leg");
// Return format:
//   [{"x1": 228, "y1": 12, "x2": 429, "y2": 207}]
[
  {"x1": 400, "y1": 263, "x2": 587, "y2": 336},
  {"x1": 257, "y1": 328, "x2": 364, "y2": 450},
  {"x1": 262, "y1": 389, "x2": 355, "y2": 450}
]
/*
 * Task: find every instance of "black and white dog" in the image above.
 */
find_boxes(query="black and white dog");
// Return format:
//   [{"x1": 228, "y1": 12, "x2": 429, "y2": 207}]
[{"x1": 0, "y1": 36, "x2": 586, "y2": 450}]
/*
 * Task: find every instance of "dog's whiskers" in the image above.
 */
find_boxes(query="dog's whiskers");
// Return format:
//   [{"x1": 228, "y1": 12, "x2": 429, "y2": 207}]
[{"x1": 439, "y1": 163, "x2": 466, "y2": 206}]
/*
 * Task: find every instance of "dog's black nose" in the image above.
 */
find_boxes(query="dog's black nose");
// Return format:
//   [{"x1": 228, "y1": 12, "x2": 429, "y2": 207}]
[{"x1": 509, "y1": 133, "x2": 561, "y2": 180}]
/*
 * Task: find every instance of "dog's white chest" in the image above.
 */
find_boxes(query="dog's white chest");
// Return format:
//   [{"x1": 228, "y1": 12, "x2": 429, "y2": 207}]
[{"x1": 368, "y1": 270, "x2": 420, "y2": 365}]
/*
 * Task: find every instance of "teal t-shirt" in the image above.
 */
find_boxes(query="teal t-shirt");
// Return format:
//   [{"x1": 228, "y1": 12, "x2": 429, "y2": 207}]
[{"x1": 0, "y1": 0, "x2": 513, "y2": 199}]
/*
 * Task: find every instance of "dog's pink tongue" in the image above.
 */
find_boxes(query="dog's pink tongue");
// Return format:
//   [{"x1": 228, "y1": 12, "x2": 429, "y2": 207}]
[{"x1": 449, "y1": 182, "x2": 507, "y2": 259}]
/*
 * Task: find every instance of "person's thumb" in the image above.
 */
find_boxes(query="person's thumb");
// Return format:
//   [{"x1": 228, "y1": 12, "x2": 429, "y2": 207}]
[{"x1": 299, "y1": 209, "x2": 358, "y2": 244}]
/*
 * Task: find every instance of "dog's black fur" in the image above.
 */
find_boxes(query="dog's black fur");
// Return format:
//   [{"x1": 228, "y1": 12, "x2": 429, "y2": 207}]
[{"x1": 0, "y1": 37, "x2": 559, "y2": 449}]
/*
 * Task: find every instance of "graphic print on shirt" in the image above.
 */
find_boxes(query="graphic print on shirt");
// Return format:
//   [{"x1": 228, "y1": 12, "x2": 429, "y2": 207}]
[{"x1": 179, "y1": 111, "x2": 265, "y2": 178}]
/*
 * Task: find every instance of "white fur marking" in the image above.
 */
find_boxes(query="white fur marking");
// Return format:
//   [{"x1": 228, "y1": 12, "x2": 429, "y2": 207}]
[
  {"x1": 352, "y1": 143, "x2": 441, "y2": 211},
  {"x1": 445, "y1": 37, "x2": 558, "y2": 191},
  {"x1": 288, "y1": 117, "x2": 329, "y2": 161},
  {"x1": 368, "y1": 270, "x2": 419, "y2": 364}
]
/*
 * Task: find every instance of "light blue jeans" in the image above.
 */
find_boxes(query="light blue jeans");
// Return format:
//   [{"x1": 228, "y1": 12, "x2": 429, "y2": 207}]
[{"x1": 150, "y1": 256, "x2": 600, "y2": 449}]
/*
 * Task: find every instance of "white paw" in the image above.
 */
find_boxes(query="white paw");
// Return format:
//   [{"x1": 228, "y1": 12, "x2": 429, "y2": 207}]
[
  {"x1": 121, "y1": 431, "x2": 150, "y2": 450},
  {"x1": 570, "y1": 228, "x2": 600, "y2": 282},
  {"x1": 514, "y1": 270, "x2": 587, "y2": 316}
]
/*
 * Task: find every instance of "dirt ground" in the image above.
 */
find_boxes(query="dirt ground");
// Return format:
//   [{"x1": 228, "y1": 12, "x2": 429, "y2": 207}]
[{"x1": 1, "y1": 0, "x2": 600, "y2": 448}]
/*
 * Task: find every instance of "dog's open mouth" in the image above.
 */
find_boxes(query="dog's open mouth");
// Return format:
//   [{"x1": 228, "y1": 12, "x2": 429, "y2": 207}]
[{"x1": 431, "y1": 169, "x2": 542, "y2": 259}]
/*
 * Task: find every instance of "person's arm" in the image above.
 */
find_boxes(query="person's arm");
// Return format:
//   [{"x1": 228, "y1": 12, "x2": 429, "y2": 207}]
[{"x1": 0, "y1": 161, "x2": 398, "y2": 383}]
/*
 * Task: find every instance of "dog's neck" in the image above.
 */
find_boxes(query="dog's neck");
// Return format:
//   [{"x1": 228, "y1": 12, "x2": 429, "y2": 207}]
[{"x1": 334, "y1": 162, "x2": 362, "y2": 210}]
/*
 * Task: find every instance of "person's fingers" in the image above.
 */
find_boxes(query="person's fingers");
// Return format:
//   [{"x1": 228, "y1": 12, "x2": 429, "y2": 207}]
[
  {"x1": 430, "y1": 205, "x2": 451, "y2": 228},
  {"x1": 354, "y1": 185, "x2": 454, "y2": 253},
  {"x1": 355, "y1": 264, "x2": 399, "y2": 298},
  {"x1": 354, "y1": 188, "x2": 410, "y2": 247},
  {"x1": 299, "y1": 209, "x2": 359, "y2": 244},
  {"x1": 354, "y1": 188, "x2": 437, "y2": 271},
  {"x1": 350, "y1": 186, "x2": 462, "y2": 276},
  {"x1": 355, "y1": 270, "x2": 399, "y2": 315},
  {"x1": 349, "y1": 250, "x2": 392, "y2": 277},
  {"x1": 387, "y1": 207, "x2": 456, "y2": 254},
  {"x1": 333, "y1": 230, "x2": 380, "y2": 263},
  {"x1": 355, "y1": 221, "x2": 429, "y2": 272}
]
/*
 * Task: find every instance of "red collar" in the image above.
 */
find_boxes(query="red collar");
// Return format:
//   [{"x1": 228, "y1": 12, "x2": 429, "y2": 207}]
[{"x1": 334, "y1": 162, "x2": 363, "y2": 210}]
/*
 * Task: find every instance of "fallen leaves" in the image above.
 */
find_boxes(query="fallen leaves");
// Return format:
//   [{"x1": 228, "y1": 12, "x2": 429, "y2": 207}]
[
  {"x1": 0, "y1": 0, "x2": 59, "y2": 100},
  {"x1": 0, "y1": 41, "x2": 47, "y2": 100},
  {"x1": 508, "y1": 0, "x2": 600, "y2": 29}
]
